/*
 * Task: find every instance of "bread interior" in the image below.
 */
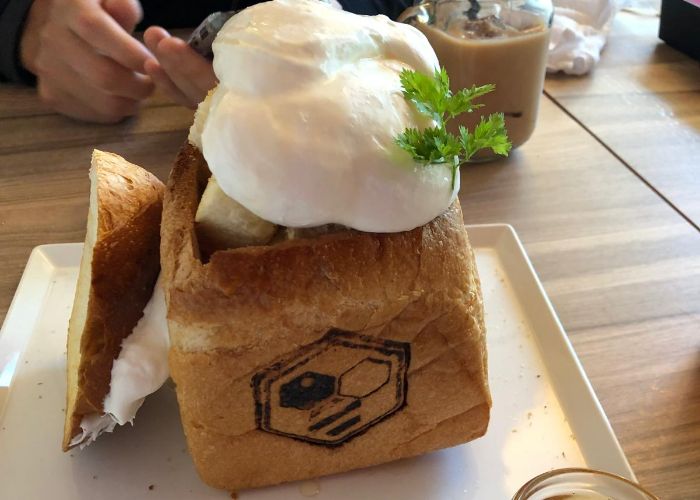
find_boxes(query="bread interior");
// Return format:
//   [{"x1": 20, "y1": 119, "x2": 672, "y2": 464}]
[
  {"x1": 193, "y1": 169, "x2": 347, "y2": 259},
  {"x1": 65, "y1": 168, "x2": 98, "y2": 428}
]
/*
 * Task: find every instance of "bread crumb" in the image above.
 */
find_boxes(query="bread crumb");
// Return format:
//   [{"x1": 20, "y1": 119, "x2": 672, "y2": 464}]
[
  {"x1": 562, "y1": 451, "x2": 566, "y2": 458},
  {"x1": 527, "y1": 412, "x2": 532, "y2": 419}
]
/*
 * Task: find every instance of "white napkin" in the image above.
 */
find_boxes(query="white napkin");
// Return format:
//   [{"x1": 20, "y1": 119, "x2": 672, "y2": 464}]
[{"x1": 547, "y1": 0, "x2": 619, "y2": 75}]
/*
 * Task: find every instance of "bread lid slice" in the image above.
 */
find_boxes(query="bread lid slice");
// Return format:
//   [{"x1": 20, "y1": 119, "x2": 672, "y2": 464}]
[{"x1": 62, "y1": 150, "x2": 164, "y2": 451}]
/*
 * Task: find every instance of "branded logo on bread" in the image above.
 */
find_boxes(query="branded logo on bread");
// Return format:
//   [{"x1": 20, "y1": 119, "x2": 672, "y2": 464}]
[{"x1": 252, "y1": 329, "x2": 410, "y2": 446}]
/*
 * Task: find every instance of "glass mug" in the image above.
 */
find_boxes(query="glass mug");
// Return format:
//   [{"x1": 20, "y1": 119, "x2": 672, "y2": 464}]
[
  {"x1": 513, "y1": 468, "x2": 660, "y2": 500},
  {"x1": 399, "y1": 0, "x2": 553, "y2": 159}
]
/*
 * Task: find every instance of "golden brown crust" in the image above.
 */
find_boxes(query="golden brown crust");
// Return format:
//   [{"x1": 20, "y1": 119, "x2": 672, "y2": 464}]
[
  {"x1": 62, "y1": 150, "x2": 165, "y2": 451},
  {"x1": 161, "y1": 142, "x2": 490, "y2": 490}
]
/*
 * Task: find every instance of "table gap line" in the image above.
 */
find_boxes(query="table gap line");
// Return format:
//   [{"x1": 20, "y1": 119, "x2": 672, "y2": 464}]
[
  {"x1": 566, "y1": 311, "x2": 700, "y2": 337},
  {"x1": 545, "y1": 88, "x2": 700, "y2": 100},
  {"x1": 543, "y1": 92, "x2": 700, "y2": 233},
  {"x1": 0, "y1": 101, "x2": 182, "y2": 122},
  {"x1": 0, "y1": 129, "x2": 187, "y2": 158}
]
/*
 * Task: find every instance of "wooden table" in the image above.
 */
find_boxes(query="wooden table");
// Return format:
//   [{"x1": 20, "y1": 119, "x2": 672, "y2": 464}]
[
  {"x1": 1, "y1": 9, "x2": 698, "y2": 500},
  {"x1": 545, "y1": 9, "x2": 700, "y2": 229}
]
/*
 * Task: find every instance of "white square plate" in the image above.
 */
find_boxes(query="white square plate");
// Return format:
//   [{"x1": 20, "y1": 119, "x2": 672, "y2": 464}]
[{"x1": 0, "y1": 224, "x2": 633, "y2": 499}]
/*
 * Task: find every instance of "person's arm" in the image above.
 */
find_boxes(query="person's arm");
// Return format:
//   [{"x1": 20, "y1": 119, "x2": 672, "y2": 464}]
[
  {"x1": 0, "y1": 0, "x2": 36, "y2": 84},
  {"x1": 337, "y1": 0, "x2": 412, "y2": 19},
  {"x1": 14, "y1": 0, "x2": 156, "y2": 123}
]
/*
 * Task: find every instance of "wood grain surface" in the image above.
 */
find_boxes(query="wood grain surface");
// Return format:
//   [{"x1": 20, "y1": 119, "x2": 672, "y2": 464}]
[
  {"x1": 460, "y1": 99, "x2": 700, "y2": 499},
  {"x1": 545, "y1": 10, "x2": 700, "y2": 229},
  {"x1": 1, "y1": 12, "x2": 699, "y2": 500}
]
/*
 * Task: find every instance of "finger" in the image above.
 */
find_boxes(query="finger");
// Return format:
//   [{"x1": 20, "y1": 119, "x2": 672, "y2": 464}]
[
  {"x1": 55, "y1": 29, "x2": 153, "y2": 100},
  {"x1": 144, "y1": 28, "x2": 203, "y2": 107},
  {"x1": 144, "y1": 58, "x2": 193, "y2": 108},
  {"x1": 38, "y1": 80, "x2": 103, "y2": 122},
  {"x1": 103, "y1": 0, "x2": 143, "y2": 33},
  {"x1": 143, "y1": 26, "x2": 169, "y2": 54},
  {"x1": 38, "y1": 74, "x2": 138, "y2": 124},
  {"x1": 69, "y1": 6, "x2": 152, "y2": 72},
  {"x1": 36, "y1": 53, "x2": 140, "y2": 123},
  {"x1": 154, "y1": 36, "x2": 216, "y2": 105}
]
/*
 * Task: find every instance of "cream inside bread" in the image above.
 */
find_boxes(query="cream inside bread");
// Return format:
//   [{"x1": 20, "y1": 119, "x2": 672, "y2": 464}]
[
  {"x1": 190, "y1": 0, "x2": 458, "y2": 235},
  {"x1": 103, "y1": 279, "x2": 168, "y2": 421},
  {"x1": 70, "y1": 279, "x2": 169, "y2": 448}
]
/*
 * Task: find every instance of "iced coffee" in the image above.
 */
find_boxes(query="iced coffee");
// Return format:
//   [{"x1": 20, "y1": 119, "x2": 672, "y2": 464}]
[{"x1": 403, "y1": 2, "x2": 551, "y2": 157}]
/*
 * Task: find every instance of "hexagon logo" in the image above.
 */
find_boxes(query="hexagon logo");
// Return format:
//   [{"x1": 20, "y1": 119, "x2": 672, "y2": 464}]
[{"x1": 252, "y1": 329, "x2": 410, "y2": 446}]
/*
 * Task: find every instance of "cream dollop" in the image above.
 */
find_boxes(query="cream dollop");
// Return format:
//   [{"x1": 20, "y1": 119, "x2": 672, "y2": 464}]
[
  {"x1": 198, "y1": 0, "x2": 458, "y2": 233},
  {"x1": 70, "y1": 277, "x2": 169, "y2": 448}
]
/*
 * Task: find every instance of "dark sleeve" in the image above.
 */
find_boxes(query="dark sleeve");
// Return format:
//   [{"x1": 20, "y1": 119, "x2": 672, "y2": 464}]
[
  {"x1": 338, "y1": 0, "x2": 412, "y2": 19},
  {"x1": 0, "y1": 0, "x2": 36, "y2": 84},
  {"x1": 137, "y1": 0, "x2": 252, "y2": 30},
  {"x1": 136, "y1": 0, "x2": 413, "y2": 30}
]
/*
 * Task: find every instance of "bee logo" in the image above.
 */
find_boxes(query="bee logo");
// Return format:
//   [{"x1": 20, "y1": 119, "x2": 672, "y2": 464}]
[{"x1": 252, "y1": 329, "x2": 410, "y2": 446}]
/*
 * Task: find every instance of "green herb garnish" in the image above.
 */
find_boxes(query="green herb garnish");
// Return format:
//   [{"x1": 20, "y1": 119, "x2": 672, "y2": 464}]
[{"x1": 395, "y1": 67, "x2": 511, "y2": 188}]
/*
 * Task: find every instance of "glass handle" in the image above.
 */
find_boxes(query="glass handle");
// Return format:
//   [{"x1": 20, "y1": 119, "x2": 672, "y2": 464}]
[{"x1": 397, "y1": 2, "x2": 432, "y2": 24}]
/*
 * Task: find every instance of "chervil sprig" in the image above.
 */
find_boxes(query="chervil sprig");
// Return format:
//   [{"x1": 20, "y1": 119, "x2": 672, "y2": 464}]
[{"x1": 395, "y1": 68, "x2": 511, "y2": 188}]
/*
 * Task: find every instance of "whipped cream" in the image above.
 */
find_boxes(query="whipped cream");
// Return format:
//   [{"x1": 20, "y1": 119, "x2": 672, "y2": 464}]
[
  {"x1": 70, "y1": 277, "x2": 169, "y2": 448},
  {"x1": 197, "y1": 0, "x2": 458, "y2": 233}
]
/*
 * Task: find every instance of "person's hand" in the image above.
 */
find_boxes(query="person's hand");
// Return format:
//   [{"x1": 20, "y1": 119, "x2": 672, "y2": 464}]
[
  {"x1": 19, "y1": 0, "x2": 154, "y2": 123},
  {"x1": 143, "y1": 27, "x2": 217, "y2": 109}
]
